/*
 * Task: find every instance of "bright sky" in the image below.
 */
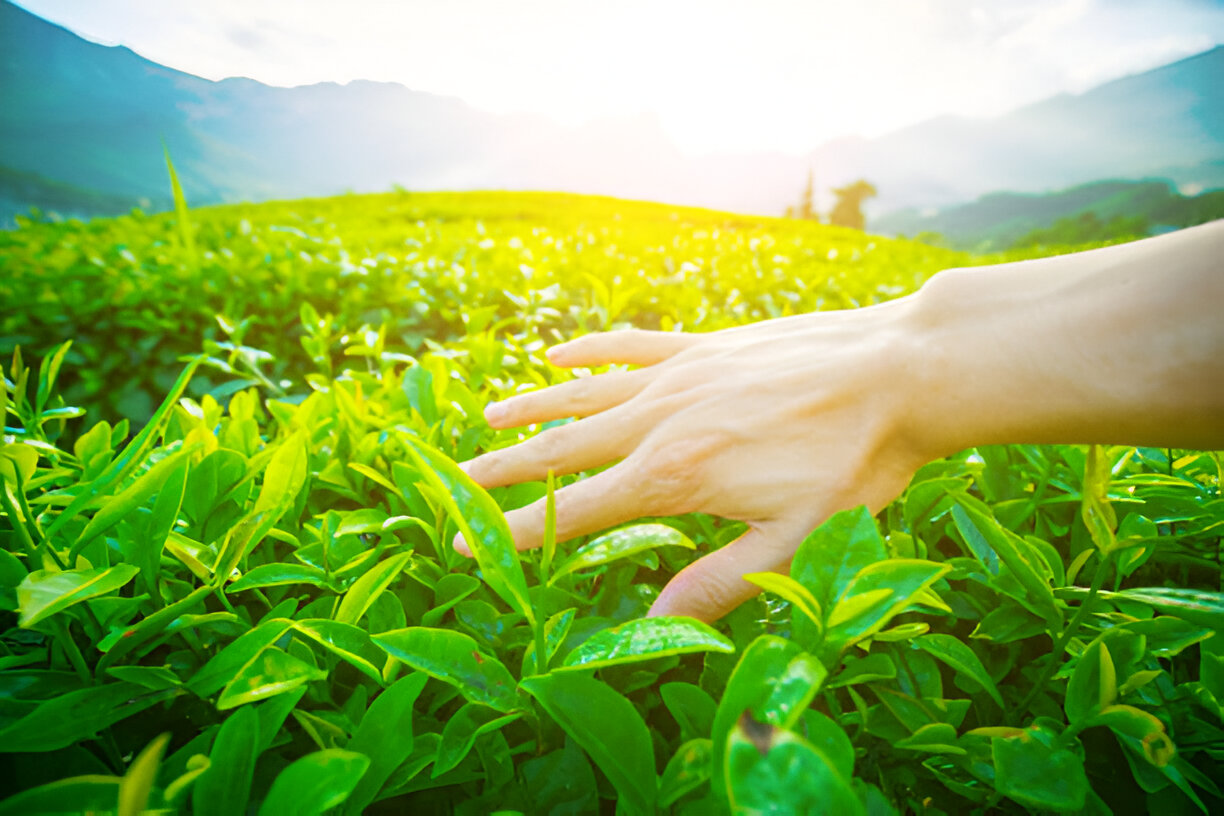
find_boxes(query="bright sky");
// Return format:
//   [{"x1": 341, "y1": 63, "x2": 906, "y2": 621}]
[{"x1": 14, "y1": 0, "x2": 1224, "y2": 155}]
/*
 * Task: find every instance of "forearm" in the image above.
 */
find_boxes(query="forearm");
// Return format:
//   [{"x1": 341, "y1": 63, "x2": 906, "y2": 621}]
[{"x1": 903, "y1": 221, "x2": 1224, "y2": 456}]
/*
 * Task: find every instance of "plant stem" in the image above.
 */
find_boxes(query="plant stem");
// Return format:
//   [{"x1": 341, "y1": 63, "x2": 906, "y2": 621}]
[
  {"x1": 1010, "y1": 553, "x2": 1113, "y2": 723},
  {"x1": 0, "y1": 482, "x2": 39, "y2": 560},
  {"x1": 55, "y1": 619, "x2": 92, "y2": 683}
]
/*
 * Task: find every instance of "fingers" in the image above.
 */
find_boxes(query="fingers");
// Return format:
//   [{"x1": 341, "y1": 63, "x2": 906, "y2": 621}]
[
  {"x1": 455, "y1": 460, "x2": 642, "y2": 555},
  {"x1": 647, "y1": 523, "x2": 802, "y2": 623},
  {"x1": 547, "y1": 329, "x2": 702, "y2": 368},
  {"x1": 463, "y1": 402, "x2": 646, "y2": 488},
  {"x1": 485, "y1": 369, "x2": 650, "y2": 429}
]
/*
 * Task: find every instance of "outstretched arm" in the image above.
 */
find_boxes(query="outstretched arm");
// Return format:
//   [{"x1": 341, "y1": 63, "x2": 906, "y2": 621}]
[{"x1": 459, "y1": 220, "x2": 1224, "y2": 622}]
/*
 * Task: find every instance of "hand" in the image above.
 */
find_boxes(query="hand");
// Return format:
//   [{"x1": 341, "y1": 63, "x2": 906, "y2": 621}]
[{"x1": 459, "y1": 297, "x2": 931, "y2": 622}]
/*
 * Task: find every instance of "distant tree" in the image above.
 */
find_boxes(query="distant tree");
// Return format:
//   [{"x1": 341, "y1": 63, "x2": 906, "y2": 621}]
[
  {"x1": 785, "y1": 169, "x2": 818, "y2": 221},
  {"x1": 829, "y1": 180, "x2": 877, "y2": 230}
]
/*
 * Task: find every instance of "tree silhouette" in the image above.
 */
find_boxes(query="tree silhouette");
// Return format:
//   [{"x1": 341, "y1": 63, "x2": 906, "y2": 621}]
[
  {"x1": 785, "y1": 169, "x2": 818, "y2": 220},
  {"x1": 829, "y1": 180, "x2": 877, "y2": 230}
]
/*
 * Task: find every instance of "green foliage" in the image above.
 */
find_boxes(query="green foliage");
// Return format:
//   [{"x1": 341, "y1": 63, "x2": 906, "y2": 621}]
[{"x1": 1, "y1": 191, "x2": 1221, "y2": 813}]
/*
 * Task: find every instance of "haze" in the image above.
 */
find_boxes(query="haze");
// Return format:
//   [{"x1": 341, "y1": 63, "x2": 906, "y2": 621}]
[{"x1": 12, "y1": 0, "x2": 1224, "y2": 155}]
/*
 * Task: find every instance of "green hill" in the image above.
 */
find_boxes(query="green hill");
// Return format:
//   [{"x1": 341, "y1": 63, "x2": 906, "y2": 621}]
[{"x1": 875, "y1": 179, "x2": 1224, "y2": 249}]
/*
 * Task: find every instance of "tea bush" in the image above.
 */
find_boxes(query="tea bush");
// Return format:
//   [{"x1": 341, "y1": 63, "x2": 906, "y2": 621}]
[{"x1": 1, "y1": 192, "x2": 1221, "y2": 814}]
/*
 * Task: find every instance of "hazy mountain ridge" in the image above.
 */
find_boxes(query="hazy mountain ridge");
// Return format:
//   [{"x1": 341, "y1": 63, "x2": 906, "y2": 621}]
[
  {"x1": 874, "y1": 179, "x2": 1224, "y2": 249},
  {"x1": 3, "y1": 0, "x2": 1222, "y2": 224}
]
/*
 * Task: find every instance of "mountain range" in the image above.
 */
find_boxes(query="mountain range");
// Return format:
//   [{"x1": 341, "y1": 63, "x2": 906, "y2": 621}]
[{"x1": 3, "y1": 0, "x2": 1223, "y2": 226}]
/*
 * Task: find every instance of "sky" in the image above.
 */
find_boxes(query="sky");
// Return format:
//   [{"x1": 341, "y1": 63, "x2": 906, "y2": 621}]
[{"x1": 14, "y1": 0, "x2": 1224, "y2": 156}]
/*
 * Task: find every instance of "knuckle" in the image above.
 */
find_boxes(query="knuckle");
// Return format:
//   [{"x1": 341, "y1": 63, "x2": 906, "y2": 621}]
[{"x1": 640, "y1": 436, "x2": 718, "y2": 513}]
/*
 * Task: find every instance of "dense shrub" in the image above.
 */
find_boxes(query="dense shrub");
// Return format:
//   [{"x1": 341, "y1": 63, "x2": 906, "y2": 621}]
[{"x1": 1, "y1": 193, "x2": 1220, "y2": 814}]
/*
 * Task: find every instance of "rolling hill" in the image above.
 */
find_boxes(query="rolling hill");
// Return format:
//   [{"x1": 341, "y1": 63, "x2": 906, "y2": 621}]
[{"x1": 3, "y1": 0, "x2": 1222, "y2": 224}]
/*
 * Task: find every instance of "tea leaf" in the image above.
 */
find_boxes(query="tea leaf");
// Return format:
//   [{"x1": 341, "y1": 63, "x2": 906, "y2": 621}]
[
  {"x1": 402, "y1": 437, "x2": 534, "y2": 625},
  {"x1": 550, "y1": 523, "x2": 695, "y2": 581},
  {"x1": 559, "y1": 616, "x2": 734, "y2": 671},
  {"x1": 342, "y1": 672, "x2": 428, "y2": 815},
  {"x1": 373, "y1": 627, "x2": 519, "y2": 712},
  {"x1": 193, "y1": 706, "x2": 260, "y2": 816},
  {"x1": 258, "y1": 750, "x2": 371, "y2": 816},
  {"x1": 18, "y1": 565, "x2": 140, "y2": 628},
  {"x1": 913, "y1": 633, "x2": 1004, "y2": 708},
  {"x1": 725, "y1": 715, "x2": 863, "y2": 816},
  {"x1": 520, "y1": 671, "x2": 655, "y2": 815},
  {"x1": 335, "y1": 552, "x2": 412, "y2": 625}
]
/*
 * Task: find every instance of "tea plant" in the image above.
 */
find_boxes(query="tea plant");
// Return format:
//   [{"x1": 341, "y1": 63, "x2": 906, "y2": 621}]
[{"x1": 1, "y1": 192, "x2": 1221, "y2": 814}]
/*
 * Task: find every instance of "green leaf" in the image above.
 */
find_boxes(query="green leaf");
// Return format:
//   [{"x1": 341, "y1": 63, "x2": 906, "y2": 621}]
[
  {"x1": 35, "y1": 340, "x2": 72, "y2": 415},
  {"x1": 71, "y1": 449, "x2": 190, "y2": 561},
  {"x1": 402, "y1": 437, "x2": 534, "y2": 625},
  {"x1": 992, "y1": 730, "x2": 1089, "y2": 812},
  {"x1": 163, "y1": 144, "x2": 199, "y2": 271},
  {"x1": 193, "y1": 706, "x2": 260, "y2": 816},
  {"x1": 342, "y1": 673, "x2": 428, "y2": 815},
  {"x1": 824, "y1": 560, "x2": 951, "y2": 651},
  {"x1": 432, "y1": 703, "x2": 523, "y2": 778},
  {"x1": 661, "y1": 682, "x2": 718, "y2": 742},
  {"x1": 105, "y1": 665, "x2": 181, "y2": 691},
  {"x1": 828, "y1": 652, "x2": 897, "y2": 688},
  {"x1": 659, "y1": 738, "x2": 712, "y2": 807},
  {"x1": 258, "y1": 750, "x2": 371, "y2": 816},
  {"x1": 402, "y1": 364, "x2": 438, "y2": 426},
  {"x1": 1066, "y1": 632, "x2": 1132, "y2": 722},
  {"x1": 790, "y1": 506, "x2": 887, "y2": 615},
  {"x1": 292, "y1": 619, "x2": 385, "y2": 685},
  {"x1": 0, "y1": 775, "x2": 120, "y2": 815},
  {"x1": 893, "y1": 722, "x2": 965, "y2": 755},
  {"x1": 229, "y1": 563, "x2": 331, "y2": 593},
  {"x1": 952, "y1": 499, "x2": 1059, "y2": 623},
  {"x1": 801, "y1": 710, "x2": 856, "y2": 780},
  {"x1": 0, "y1": 443, "x2": 39, "y2": 487},
  {"x1": 550, "y1": 523, "x2": 695, "y2": 581},
  {"x1": 1103, "y1": 587, "x2": 1224, "y2": 630},
  {"x1": 913, "y1": 634, "x2": 1005, "y2": 708},
  {"x1": 559, "y1": 616, "x2": 734, "y2": 671},
  {"x1": 118, "y1": 732, "x2": 169, "y2": 816},
  {"x1": 743, "y1": 571, "x2": 823, "y2": 648},
  {"x1": 18, "y1": 565, "x2": 140, "y2": 628},
  {"x1": 135, "y1": 455, "x2": 189, "y2": 594},
  {"x1": 335, "y1": 551, "x2": 412, "y2": 625},
  {"x1": 725, "y1": 714, "x2": 863, "y2": 816},
  {"x1": 333, "y1": 508, "x2": 428, "y2": 537},
  {"x1": 712, "y1": 635, "x2": 827, "y2": 798},
  {"x1": 188, "y1": 619, "x2": 294, "y2": 698},
  {"x1": 253, "y1": 429, "x2": 309, "y2": 523},
  {"x1": 373, "y1": 627, "x2": 519, "y2": 712},
  {"x1": 0, "y1": 682, "x2": 175, "y2": 753},
  {"x1": 1084, "y1": 705, "x2": 1175, "y2": 766},
  {"x1": 45, "y1": 355, "x2": 205, "y2": 540},
  {"x1": 519, "y1": 672, "x2": 655, "y2": 815},
  {"x1": 217, "y1": 648, "x2": 326, "y2": 710},
  {"x1": 1080, "y1": 444, "x2": 1118, "y2": 553}
]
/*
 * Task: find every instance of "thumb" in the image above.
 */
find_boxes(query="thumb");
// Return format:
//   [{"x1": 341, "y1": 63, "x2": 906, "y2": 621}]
[{"x1": 647, "y1": 523, "x2": 801, "y2": 623}]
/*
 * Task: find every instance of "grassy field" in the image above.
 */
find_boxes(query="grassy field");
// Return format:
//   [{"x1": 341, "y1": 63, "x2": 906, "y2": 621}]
[{"x1": 1, "y1": 191, "x2": 1220, "y2": 815}]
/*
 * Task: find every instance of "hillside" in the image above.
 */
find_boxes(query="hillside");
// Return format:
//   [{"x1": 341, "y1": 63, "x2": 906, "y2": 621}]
[
  {"x1": 2, "y1": 0, "x2": 1222, "y2": 221},
  {"x1": 874, "y1": 179, "x2": 1224, "y2": 249}
]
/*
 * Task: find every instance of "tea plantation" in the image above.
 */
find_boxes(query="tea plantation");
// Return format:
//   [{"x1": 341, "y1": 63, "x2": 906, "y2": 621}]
[{"x1": 1, "y1": 191, "x2": 1221, "y2": 814}]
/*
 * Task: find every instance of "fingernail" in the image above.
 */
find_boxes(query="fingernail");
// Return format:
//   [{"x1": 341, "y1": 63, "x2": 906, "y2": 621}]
[
  {"x1": 545, "y1": 346, "x2": 567, "y2": 364},
  {"x1": 453, "y1": 532, "x2": 473, "y2": 557},
  {"x1": 484, "y1": 401, "x2": 506, "y2": 424}
]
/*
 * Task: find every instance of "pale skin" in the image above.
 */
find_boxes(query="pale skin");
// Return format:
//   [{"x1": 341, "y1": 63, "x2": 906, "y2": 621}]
[{"x1": 458, "y1": 220, "x2": 1224, "y2": 622}]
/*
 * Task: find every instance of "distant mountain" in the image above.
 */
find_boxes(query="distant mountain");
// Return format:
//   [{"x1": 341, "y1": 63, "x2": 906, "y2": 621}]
[
  {"x1": 3, "y1": 0, "x2": 1223, "y2": 223},
  {"x1": 873, "y1": 179, "x2": 1224, "y2": 249},
  {"x1": 812, "y1": 45, "x2": 1224, "y2": 219}
]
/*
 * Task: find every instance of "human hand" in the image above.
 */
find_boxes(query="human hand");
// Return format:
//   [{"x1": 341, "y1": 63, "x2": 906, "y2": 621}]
[{"x1": 458, "y1": 296, "x2": 933, "y2": 622}]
